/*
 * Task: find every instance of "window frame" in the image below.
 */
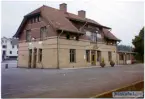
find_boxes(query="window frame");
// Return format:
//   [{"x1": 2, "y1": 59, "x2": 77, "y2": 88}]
[
  {"x1": 10, "y1": 51, "x2": 12, "y2": 54},
  {"x1": 70, "y1": 49, "x2": 76, "y2": 63},
  {"x1": 2, "y1": 45, "x2": 7, "y2": 48},
  {"x1": 86, "y1": 50, "x2": 90, "y2": 62},
  {"x1": 40, "y1": 26, "x2": 47, "y2": 40}
]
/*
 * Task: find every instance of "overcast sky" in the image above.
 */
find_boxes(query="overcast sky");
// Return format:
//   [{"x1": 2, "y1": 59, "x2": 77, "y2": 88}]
[{"x1": 1, "y1": 0, "x2": 144, "y2": 46}]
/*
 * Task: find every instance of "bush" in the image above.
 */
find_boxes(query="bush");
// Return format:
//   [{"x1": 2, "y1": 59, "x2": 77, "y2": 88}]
[
  {"x1": 100, "y1": 58, "x2": 105, "y2": 68},
  {"x1": 110, "y1": 60, "x2": 115, "y2": 67}
]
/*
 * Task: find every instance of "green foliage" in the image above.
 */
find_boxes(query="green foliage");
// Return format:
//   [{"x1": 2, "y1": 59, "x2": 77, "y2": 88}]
[
  {"x1": 101, "y1": 57, "x2": 105, "y2": 63},
  {"x1": 132, "y1": 27, "x2": 144, "y2": 62}
]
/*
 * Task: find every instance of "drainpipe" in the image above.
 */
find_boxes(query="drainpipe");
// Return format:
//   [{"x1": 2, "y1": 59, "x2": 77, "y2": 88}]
[
  {"x1": 116, "y1": 41, "x2": 120, "y2": 65},
  {"x1": 57, "y1": 30, "x2": 64, "y2": 69}
]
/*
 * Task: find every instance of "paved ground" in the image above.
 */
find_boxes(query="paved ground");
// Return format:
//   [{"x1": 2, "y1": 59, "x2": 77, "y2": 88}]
[{"x1": 1, "y1": 60, "x2": 144, "y2": 98}]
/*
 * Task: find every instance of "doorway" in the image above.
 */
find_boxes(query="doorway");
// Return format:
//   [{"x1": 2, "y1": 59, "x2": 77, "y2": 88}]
[
  {"x1": 28, "y1": 49, "x2": 32, "y2": 68},
  {"x1": 33, "y1": 48, "x2": 37, "y2": 68},
  {"x1": 91, "y1": 50, "x2": 96, "y2": 65},
  {"x1": 2, "y1": 51, "x2": 6, "y2": 61}
]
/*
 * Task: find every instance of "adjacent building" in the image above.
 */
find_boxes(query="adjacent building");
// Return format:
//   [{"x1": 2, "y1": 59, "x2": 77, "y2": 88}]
[
  {"x1": 1, "y1": 37, "x2": 18, "y2": 61},
  {"x1": 14, "y1": 3, "x2": 122, "y2": 69}
]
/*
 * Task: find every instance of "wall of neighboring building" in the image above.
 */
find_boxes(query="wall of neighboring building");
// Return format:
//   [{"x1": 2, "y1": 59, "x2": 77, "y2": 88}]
[
  {"x1": 1, "y1": 37, "x2": 18, "y2": 60},
  {"x1": 6, "y1": 39, "x2": 18, "y2": 57}
]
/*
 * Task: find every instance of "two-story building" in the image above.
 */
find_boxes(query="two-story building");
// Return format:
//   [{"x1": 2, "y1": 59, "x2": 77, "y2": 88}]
[
  {"x1": 1, "y1": 37, "x2": 18, "y2": 61},
  {"x1": 14, "y1": 3, "x2": 121, "y2": 69}
]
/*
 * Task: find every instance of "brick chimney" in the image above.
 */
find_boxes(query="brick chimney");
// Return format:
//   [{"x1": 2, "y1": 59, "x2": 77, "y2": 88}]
[
  {"x1": 78, "y1": 10, "x2": 86, "y2": 18},
  {"x1": 60, "y1": 3, "x2": 67, "y2": 12}
]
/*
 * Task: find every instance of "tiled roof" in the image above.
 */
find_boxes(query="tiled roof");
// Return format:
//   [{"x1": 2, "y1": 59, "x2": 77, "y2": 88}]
[
  {"x1": 14, "y1": 5, "x2": 120, "y2": 41},
  {"x1": 103, "y1": 28, "x2": 121, "y2": 41}
]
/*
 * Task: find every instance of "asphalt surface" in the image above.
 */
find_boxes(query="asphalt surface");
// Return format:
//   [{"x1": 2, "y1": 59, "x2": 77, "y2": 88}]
[{"x1": 1, "y1": 61, "x2": 144, "y2": 98}]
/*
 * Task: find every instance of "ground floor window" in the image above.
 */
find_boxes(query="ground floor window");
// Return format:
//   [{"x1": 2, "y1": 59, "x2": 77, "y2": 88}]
[
  {"x1": 108, "y1": 51, "x2": 112, "y2": 61},
  {"x1": 119, "y1": 53, "x2": 124, "y2": 60},
  {"x1": 70, "y1": 49, "x2": 76, "y2": 62},
  {"x1": 86, "y1": 50, "x2": 90, "y2": 62}
]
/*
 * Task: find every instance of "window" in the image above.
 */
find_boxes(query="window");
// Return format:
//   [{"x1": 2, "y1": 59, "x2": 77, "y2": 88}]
[
  {"x1": 97, "y1": 51, "x2": 101, "y2": 62},
  {"x1": 17, "y1": 51, "x2": 18, "y2": 54},
  {"x1": 12, "y1": 45, "x2": 14, "y2": 48},
  {"x1": 70, "y1": 49, "x2": 76, "y2": 62},
  {"x1": 38, "y1": 49, "x2": 42, "y2": 62},
  {"x1": 119, "y1": 54, "x2": 124, "y2": 60},
  {"x1": 108, "y1": 51, "x2": 112, "y2": 61},
  {"x1": 10, "y1": 51, "x2": 12, "y2": 54},
  {"x1": 91, "y1": 33, "x2": 97, "y2": 42},
  {"x1": 97, "y1": 33, "x2": 103, "y2": 42},
  {"x1": 86, "y1": 50, "x2": 90, "y2": 62},
  {"x1": 40, "y1": 26, "x2": 47, "y2": 40},
  {"x1": 2, "y1": 45, "x2": 7, "y2": 48},
  {"x1": 127, "y1": 54, "x2": 130, "y2": 60},
  {"x1": 2, "y1": 40, "x2": 4, "y2": 43},
  {"x1": 26, "y1": 30, "x2": 31, "y2": 42},
  {"x1": 36, "y1": 16, "x2": 40, "y2": 22},
  {"x1": 66, "y1": 33, "x2": 70, "y2": 39}
]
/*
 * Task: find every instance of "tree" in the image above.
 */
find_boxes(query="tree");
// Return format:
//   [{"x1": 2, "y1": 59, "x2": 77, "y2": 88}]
[
  {"x1": 117, "y1": 44, "x2": 133, "y2": 52},
  {"x1": 132, "y1": 27, "x2": 144, "y2": 62}
]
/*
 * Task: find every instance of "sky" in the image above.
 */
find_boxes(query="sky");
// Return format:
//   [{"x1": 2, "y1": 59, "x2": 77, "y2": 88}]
[{"x1": 1, "y1": 0, "x2": 144, "y2": 46}]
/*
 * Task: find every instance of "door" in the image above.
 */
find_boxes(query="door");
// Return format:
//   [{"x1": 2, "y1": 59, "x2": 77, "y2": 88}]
[
  {"x1": 33, "y1": 48, "x2": 37, "y2": 68},
  {"x1": 28, "y1": 49, "x2": 32, "y2": 68},
  {"x1": 91, "y1": 50, "x2": 96, "y2": 65},
  {"x1": 2, "y1": 51, "x2": 6, "y2": 61}
]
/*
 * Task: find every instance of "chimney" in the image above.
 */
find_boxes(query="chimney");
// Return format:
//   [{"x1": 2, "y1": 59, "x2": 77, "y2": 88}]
[
  {"x1": 78, "y1": 10, "x2": 86, "y2": 18},
  {"x1": 59, "y1": 3, "x2": 67, "y2": 12}
]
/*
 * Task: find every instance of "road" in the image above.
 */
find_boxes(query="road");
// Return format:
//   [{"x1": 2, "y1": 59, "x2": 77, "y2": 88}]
[{"x1": 1, "y1": 61, "x2": 144, "y2": 98}]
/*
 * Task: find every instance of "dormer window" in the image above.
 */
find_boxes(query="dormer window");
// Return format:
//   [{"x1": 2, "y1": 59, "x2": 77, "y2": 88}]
[{"x1": 91, "y1": 33, "x2": 97, "y2": 42}]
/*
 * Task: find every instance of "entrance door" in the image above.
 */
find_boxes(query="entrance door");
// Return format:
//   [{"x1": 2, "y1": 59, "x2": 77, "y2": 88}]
[
  {"x1": 28, "y1": 49, "x2": 32, "y2": 68},
  {"x1": 91, "y1": 50, "x2": 96, "y2": 65},
  {"x1": 33, "y1": 48, "x2": 37, "y2": 68},
  {"x1": 2, "y1": 51, "x2": 6, "y2": 61}
]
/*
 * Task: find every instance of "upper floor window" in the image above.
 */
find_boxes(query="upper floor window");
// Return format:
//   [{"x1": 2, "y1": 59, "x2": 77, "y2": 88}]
[
  {"x1": 12, "y1": 45, "x2": 14, "y2": 48},
  {"x1": 10, "y1": 51, "x2": 12, "y2": 54},
  {"x1": 91, "y1": 33, "x2": 97, "y2": 42},
  {"x1": 30, "y1": 16, "x2": 40, "y2": 24},
  {"x1": 2, "y1": 45, "x2": 7, "y2": 48},
  {"x1": 26, "y1": 30, "x2": 31, "y2": 42},
  {"x1": 40, "y1": 26, "x2": 47, "y2": 40}
]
